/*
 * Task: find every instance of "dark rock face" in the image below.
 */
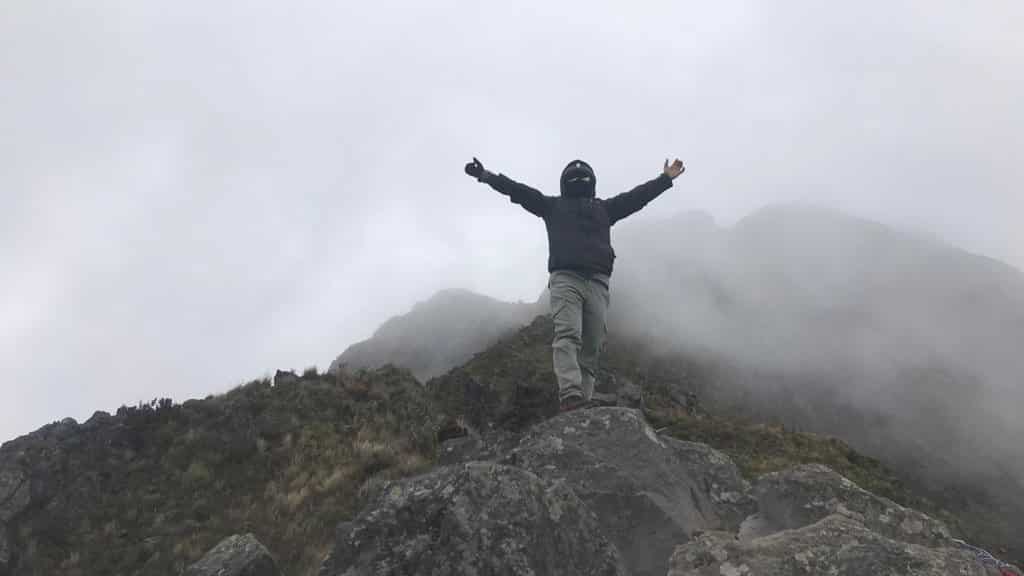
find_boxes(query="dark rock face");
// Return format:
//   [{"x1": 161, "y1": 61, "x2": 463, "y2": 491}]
[
  {"x1": 669, "y1": 514, "x2": 989, "y2": 576},
  {"x1": 184, "y1": 533, "x2": 282, "y2": 576},
  {"x1": 744, "y1": 464, "x2": 951, "y2": 546},
  {"x1": 0, "y1": 469, "x2": 30, "y2": 519},
  {"x1": 273, "y1": 370, "x2": 299, "y2": 387},
  {"x1": 318, "y1": 461, "x2": 625, "y2": 576},
  {"x1": 504, "y1": 407, "x2": 754, "y2": 576},
  {"x1": 0, "y1": 464, "x2": 30, "y2": 571}
]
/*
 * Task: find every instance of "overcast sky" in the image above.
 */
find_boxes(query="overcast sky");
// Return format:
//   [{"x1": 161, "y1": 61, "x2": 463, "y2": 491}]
[{"x1": 2, "y1": 0, "x2": 1021, "y2": 443}]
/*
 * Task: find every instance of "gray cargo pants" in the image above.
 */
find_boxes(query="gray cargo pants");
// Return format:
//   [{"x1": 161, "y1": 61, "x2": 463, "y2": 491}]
[{"x1": 549, "y1": 270, "x2": 610, "y2": 402}]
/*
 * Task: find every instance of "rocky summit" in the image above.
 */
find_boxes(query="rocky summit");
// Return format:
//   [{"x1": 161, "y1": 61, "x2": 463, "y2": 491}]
[
  {"x1": 503, "y1": 408, "x2": 754, "y2": 576},
  {"x1": 1, "y1": 315, "x2": 1021, "y2": 575}
]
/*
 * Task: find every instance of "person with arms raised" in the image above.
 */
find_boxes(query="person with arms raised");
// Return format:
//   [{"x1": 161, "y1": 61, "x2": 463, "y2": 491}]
[{"x1": 465, "y1": 156, "x2": 686, "y2": 412}]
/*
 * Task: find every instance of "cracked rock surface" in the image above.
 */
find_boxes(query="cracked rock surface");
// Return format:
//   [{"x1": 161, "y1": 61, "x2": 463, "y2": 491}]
[{"x1": 318, "y1": 461, "x2": 625, "y2": 576}]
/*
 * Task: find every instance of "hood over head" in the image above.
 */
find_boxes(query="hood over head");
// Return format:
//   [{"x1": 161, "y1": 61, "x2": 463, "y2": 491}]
[{"x1": 560, "y1": 159, "x2": 596, "y2": 198}]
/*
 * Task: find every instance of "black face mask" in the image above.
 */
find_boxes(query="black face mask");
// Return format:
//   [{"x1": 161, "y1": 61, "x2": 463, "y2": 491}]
[{"x1": 563, "y1": 178, "x2": 595, "y2": 198}]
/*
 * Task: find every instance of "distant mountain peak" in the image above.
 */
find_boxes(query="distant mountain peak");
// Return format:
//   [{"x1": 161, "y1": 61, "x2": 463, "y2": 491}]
[{"x1": 328, "y1": 289, "x2": 544, "y2": 381}]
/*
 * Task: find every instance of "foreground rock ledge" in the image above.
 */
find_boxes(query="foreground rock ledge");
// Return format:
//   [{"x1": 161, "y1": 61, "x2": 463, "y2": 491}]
[
  {"x1": 670, "y1": 514, "x2": 991, "y2": 576},
  {"x1": 744, "y1": 463, "x2": 951, "y2": 546},
  {"x1": 318, "y1": 461, "x2": 625, "y2": 576},
  {"x1": 184, "y1": 533, "x2": 282, "y2": 576}
]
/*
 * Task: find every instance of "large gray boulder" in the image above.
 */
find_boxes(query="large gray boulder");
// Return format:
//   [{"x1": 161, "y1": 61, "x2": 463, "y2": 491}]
[
  {"x1": 318, "y1": 461, "x2": 625, "y2": 576},
  {"x1": 669, "y1": 514, "x2": 992, "y2": 576},
  {"x1": 742, "y1": 464, "x2": 952, "y2": 546},
  {"x1": 184, "y1": 533, "x2": 282, "y2": 576},
  {"x1": 504, "y1": 407, "x2": 755, "y2": 576}
]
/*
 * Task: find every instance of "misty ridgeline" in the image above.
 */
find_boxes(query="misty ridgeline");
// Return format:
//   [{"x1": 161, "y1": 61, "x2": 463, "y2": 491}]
[{"x1": 2, "y1": 206, "x2": 1022, "y2": 575}]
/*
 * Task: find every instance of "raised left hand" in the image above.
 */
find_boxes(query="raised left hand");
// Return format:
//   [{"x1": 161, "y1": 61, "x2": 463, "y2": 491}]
[{"x1": 663, "y1": 158, "x2": 685, "y2": 179}]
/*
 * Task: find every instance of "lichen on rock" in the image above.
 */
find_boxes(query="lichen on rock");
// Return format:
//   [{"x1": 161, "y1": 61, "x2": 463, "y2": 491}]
[{"x1": 318, "y1": 461, "x2": 625, "y2": 576}]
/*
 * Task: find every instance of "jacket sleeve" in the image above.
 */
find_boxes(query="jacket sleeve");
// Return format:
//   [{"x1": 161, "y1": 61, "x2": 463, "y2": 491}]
[
  {"x1": 482, "y1": 173, "x2": 551, "y2": 218},
  {"x1": 603, "y1": 174, "x2": 673, "y2": 225}
]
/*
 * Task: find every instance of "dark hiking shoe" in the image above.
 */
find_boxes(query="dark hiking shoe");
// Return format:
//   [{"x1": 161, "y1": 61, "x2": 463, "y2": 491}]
[{"x1": 559, "y1": 395, "x2": 587, "y2": 413}]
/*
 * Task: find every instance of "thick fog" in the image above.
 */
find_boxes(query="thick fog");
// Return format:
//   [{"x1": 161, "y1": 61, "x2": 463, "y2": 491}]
[
  {"x1": 609, "y1": 206, "x2": 1024, "y2": 492},
  {"x1": 2, "y1": 1, "x2": 1022, "y2": 443}
]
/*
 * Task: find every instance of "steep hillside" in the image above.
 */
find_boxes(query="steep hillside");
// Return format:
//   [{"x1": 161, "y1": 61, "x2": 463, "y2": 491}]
[{"x1": 0, "y1": 367, "x2": 439, "y2": 576}]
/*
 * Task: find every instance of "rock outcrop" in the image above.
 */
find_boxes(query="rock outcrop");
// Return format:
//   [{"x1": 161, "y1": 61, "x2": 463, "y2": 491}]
[
  {"x1": 185, "y1": 534, "x2": 282, "y2": 576},
  {"x1": 504, "y1": 407, "x2": 754, "y2": 576},
  {"x1": 318, "y1": 461, "x2": 625, "y2": 576},
  {"x1": 670, "y1": 462, "x2": 1021, "y2": 576},
  {"x1": 670, "y1": 514, "x2": 989, "y2": 576},
  {"x1": 743, "y1": 463, "x2": 951, "y2": 546}
]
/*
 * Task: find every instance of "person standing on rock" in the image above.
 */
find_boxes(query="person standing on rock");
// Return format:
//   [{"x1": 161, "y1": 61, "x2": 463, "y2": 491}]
[{"x1": 464, "y1": 157, "x2": 686, "y2": 412}]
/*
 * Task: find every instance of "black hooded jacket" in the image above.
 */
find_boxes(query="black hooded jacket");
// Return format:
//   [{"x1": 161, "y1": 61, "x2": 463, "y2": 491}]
[{"x1": 482, "y1": 169, "x2": 673, "y2": 276}]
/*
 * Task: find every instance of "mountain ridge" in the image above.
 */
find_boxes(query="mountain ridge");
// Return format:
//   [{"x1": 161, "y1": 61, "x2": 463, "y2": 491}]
[
  {"x1": 3, "y1": 204, "x2": 1022, "y2": 574},
  {"x1": 1, "y1": 314, "x2": 1020, "y2": 574}
]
